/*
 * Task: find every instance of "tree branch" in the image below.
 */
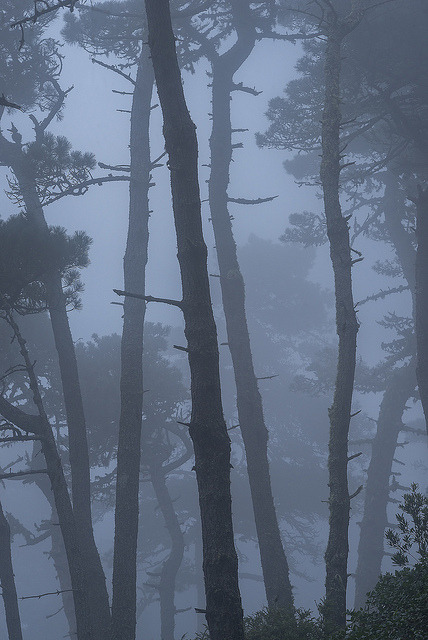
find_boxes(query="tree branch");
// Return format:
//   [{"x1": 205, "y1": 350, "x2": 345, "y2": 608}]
[{"x1": 113, "y1": 289, "x2": 183, "y2": 308}]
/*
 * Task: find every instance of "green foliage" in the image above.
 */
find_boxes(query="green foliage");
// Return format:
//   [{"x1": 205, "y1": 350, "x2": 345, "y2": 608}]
[
  {"x1": 347, "y1": 486, "x2": 428, "y2": 639},
  {"x1": 0, "y1": 214, "x2": 91, "y2": 312},
  {"x1": 385, "y1": 483, "x2": 428, "y2": 567},
  {"x1": 7, "y1": 133, "x2": 97, "y2": 206},
  {"x1": 244, "y1": 607, "x2": 322, "y2": 640},
  {"x1": 347, "y1": 563, "x2": 428, "y2": 640}
]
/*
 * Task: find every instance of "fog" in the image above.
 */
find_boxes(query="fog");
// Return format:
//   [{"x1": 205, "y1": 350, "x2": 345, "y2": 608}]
[{"x1": 0, "y1": 2, "x2": 427, "y2": 640}]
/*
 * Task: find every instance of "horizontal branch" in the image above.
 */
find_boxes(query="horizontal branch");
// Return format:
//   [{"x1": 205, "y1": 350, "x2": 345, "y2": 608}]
[
  {"x1": 231, "y1": 82, "x2": 262, "y2": 96},
  {"x1": 0, "y1": 469, "x2": 48, "y2": 481},
  {"x1": 256, "y1": 374, "x2": 278, "y2": 380},
  {"x1": 20, "y1": 589, "x2": 74, "y2": 601},
  {"x1": 228, "y1": 195, "x2": 278, "y2": 206},
  {"x1": 113, "y1": 290, "x2": 183, "y2": 308},
  {"x1": 45, "y1": 175, "x2": 130, "y2": 205},
  {"x1": 98, "y1": 162, "x2": 130, "y2": 172}
]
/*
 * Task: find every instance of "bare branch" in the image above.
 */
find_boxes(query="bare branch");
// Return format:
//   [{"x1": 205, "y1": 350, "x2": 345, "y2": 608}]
[
  {"x1": 113, "y1": 289, "x2": 183, "y2": 309},
  {"x1": 228, "y1": 195, "x2": 278, "y2": 206},
  {"x1": 92, "y1": 59, "x2": 136, "y2": 86}
]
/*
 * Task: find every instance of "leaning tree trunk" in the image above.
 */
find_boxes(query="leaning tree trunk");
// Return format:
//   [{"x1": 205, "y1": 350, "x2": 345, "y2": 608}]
[
  {"x1": 354, "y1": 361, "x2": 416, "y2": 608},
  {"x1": 143, "y1": 2, "x2": 244, "y2": 640},
  {"x1": 151, "y1": 465, "x2": 185, "y2": 640},
  {"x1": 320, "y1": 15, "x2": 361, "y2": 634},
  {"x1": 0, "y1": 314, "x2": 93, "y2": 640},
  {"x1": 9, "y1": 160, "x2": 110, "y2": 640},
  {"x1": 110, "y1": 47, "x2": 154, "y2": 640},
  {"x1": 415, "y1": 186, "x2": 428, "y2": 436},
  {"x1": 0, "y1": 501, "x2": 23, "y2": 640},
  {"x1": 209, "y1": 55, "x2": 293, "y2": 611}
]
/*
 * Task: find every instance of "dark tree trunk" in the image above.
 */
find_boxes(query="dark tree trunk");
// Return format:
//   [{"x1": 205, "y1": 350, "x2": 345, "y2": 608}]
[
  {"x1": 415, "y1": 186, "x2": 428, "y2": 436},
  {"x1": 151, "y1": 466, "x2": 185, "y2": 640},
  {"x1": 354, "y1": 362, "x2": 416, "y2": 608},
  {"x1": 206, "y1": 2, "x2": 293, "y2": 610},
  {"x1": 320, "y1": 12, "x2": 361, "y2": 633},
  {"x1": 0, "y1": 501, "x2": 23, "y2": 640},
  {"x1": 110, "y1": 48, "x2": 154, "y2": 640},
  {"x1": 143, "y1": 2, "x2": 244, "y2": 640}
]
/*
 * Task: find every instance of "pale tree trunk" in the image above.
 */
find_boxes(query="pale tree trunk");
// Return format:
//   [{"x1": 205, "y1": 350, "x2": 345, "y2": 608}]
[
  {"x1": 0, "y1": 315, "x2": 93, "y2": 640},
  {"x1": 143, "y1": 2, "x2": 245, "y2": 639},
  {"x1": 320, "y1": 7, "x2": 363, "y2": 633},
  {"x1": 151, "y1": 466, "x2": 185, "y2": 640},
  {"x1": 415, "y1": 186, "x2": 428, "y2": 436},
  {"x1": 354, "y1": 172, "x2": 417, "y2": 607},
  {"x1": 354, "y1": 361, "x2": 416, "y2": 608},
  {"x1": 111, "y1": 47, "x2": 154, "y2": 640},
  {"x1": 206, "y1": 0, "x2": 293, "y2": 610},
  {"x1": 0, "y1": 501, "x2": 23, "y2": 640}
]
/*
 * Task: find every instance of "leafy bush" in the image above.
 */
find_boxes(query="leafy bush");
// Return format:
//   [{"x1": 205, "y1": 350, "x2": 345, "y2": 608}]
[
  {"x1": 244, "y1": 607, "x2": 322, "y2": 640},
  {"x1": 347, "y1": 484, "x2": 428, "y2": 639},
  {"x1": 347, "y1": 562, "x2": 428, "y2": 639}
]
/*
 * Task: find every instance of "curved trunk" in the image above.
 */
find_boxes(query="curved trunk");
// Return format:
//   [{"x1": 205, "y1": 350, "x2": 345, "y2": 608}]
[
  {"x1": 354, "y1": 361, "x2": 416, "y2": 608},
  {"x1": 144, "y1": 2, "x2": 244, "y2": 639},
  {"x1": 0, "y1": 501, "x2": 23, "y2": 640},
  {"x1": 151, "y1": 467, "x2": 185, "y2": 640},
  {"x1": 209, "y1": 62, "x2": 293, "y2": 610},
  {"x1": 110, "y1": 48, "x2": 154, "y2": 640},
  {"x1": 321, "y1": 26, "x2": 359, "y2": 634}
]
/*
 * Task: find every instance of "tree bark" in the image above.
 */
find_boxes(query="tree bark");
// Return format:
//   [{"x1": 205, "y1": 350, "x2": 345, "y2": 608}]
[
  {"x1": 8, "y1": 156, "x2": 110, "y2": 640},
  {"x1": 320, "y1": 12, "x2": 361, "y2": 634},
  {"x1": 0, "y1": 501, "x2": 23, "y2": 640},
  {"x1": 143, "y1": 2, "x2": 245, "y2": 640},
  {"x1": 415, "y1": 186, "x2": 428, "y2": 436},
  {"x1": 354, "y1": 361, "x2": 416, "y2": 608},
  {"x1": 207, "y1": 10, "x2": 293, "y2": 606},
  {"x1": 151, "y1": 465, "x2": 185, "y2": 640},
  {"x1": 110, "y1": 47, "x2": 154, "y2": 640}
]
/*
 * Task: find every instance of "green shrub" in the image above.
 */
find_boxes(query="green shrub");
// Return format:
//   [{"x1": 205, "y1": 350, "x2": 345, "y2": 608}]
[
  {"x1": 244, "y1": 607, "x2": 322, "y2": 640},
  {"x1": 347, "y1": 562, "x2": 428, "y2": 639}
]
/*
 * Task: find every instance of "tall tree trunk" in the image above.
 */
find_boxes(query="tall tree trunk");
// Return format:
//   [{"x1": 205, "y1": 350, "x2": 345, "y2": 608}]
[
  {"x1": 9, "y1": 158, "x2": 110, "y2": 639},
  {"x1": 354, "y1": 361, "x2": 416, "y2": 608},
  {"x1": 209, "y1": 63, "x2": 293, "y2": 613},
  {"x1": 151, "y1": 466, "x2": 185, "y2": 640},
  {"x1": 320, "y1": 12, "x2": 361, "y2": 633},
  {"x1": 0, "y1": 501, "x2": 23, "y2": 640},
  {"x1": 354, "y1": 172, "x2": 417, "y2": 607},
  {"x1": 415, "y1": 186, "x2": 428, "y2": 436},
  {"x1": 143, "y1": 3, "x2": 244, "y2": 640},
  {"x1": 110, "y1": 47, "x2": 154, "y2": 640}
]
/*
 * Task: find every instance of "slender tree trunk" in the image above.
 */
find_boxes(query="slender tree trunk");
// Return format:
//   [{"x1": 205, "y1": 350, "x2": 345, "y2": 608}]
[
  {"x1": 1, "y1": 314, "x2": 93, "y2": 640},
  {"x1": 10, "y1": 159, "x2": 110, "y2": 639},
  {"x1": 143, "y1": 2, "x2": 244, "y2": 639},
  {"x1": 209, "y1": 54, "x2": 293, "y2": 609},
  {"x1": 0, "y1": 501, "x2": 23, "y2": 640},
  {"x1": 415, "y1": 186, "x2": 428, "y2": 436},
  {"x1": 320, "y1": 18, "x2": 360, "y2": 634},
  {"x1": 354, "y1": 361, "x2": 416, "y2": 608},
  {"x1": 151, "y1": 466, "x2": 185, "y2": 640},
  {"x1": 110, "y1": 47, "x2": 154, "y2": 640},
  {"x1": 354, "y1": 172, "x2": 417, "y2": 607}
]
